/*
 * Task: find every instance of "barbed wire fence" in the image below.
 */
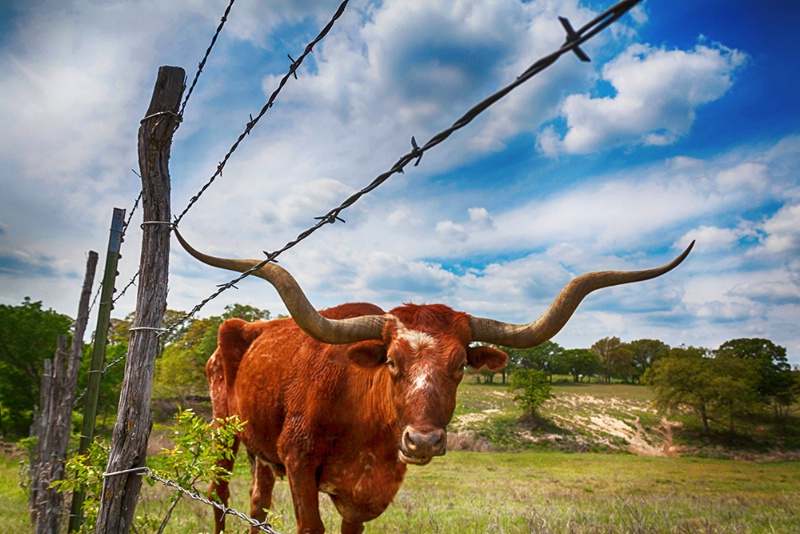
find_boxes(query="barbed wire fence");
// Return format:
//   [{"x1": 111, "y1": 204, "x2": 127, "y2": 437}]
[
  {"x1": 165, "y1": 0, "x2": 644, "y2": 336},
  {"x1": 79, "y1": 1, "x2": 352, "y2": 533},
  {"x1": 172, "y1": 0, "x2": 351, "y2": 226},
  {"x1": 64, "y1": 0, "x2": 643, "y2": 532}
]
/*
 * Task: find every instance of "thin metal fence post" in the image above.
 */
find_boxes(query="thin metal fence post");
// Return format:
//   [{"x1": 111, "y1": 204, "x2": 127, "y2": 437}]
[{"x1": 68, "y1": 210, "x2": 124, "y2": 532}]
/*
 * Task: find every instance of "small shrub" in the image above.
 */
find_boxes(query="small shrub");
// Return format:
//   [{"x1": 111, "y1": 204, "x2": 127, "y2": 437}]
[
  {"x1": 52, "y1": 409, "x2": 244, "y2": 533},
  {"x1": 510, "y1": 369, "x2": 553, "y2": 418}
]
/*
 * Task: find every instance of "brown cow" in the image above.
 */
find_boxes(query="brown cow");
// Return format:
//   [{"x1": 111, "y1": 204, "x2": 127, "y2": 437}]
[{"x1": 175, "y1": 230, "x2": 692, "y2": 534}]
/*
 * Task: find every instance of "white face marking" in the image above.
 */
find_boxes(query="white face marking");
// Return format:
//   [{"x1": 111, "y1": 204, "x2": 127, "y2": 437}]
[
  {"x1": 389, "y1": 316, "x2": 442, "y2": 395},
  {"x1": 410, "y1": 364, "x2": 433, "y2": 395},
  {"x1": 398, "y1": 328, "x2": 436, "y2": 352}
]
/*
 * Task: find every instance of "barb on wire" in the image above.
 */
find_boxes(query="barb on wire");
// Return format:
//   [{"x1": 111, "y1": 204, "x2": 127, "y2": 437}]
[
  {"x1": 121, "y1": 189, "x2": 142, "y2": 236},
  {"x1": 165, "y1": 0, "x2": 642, "y2": 335},
  {"x1": 87, "y1": 281, "x2": 104, "y2": 317},
  {"x1": 173, "y1": 0, "x2": 351, "y2": 227},
  {"x1": 88, "y1": 189, "x2": 141, "y2": 314},
  {"x1": 112, "y1": 271, "x2": 139, "y2": 304},
  {"x1": 180, "y1": 0, "x2": 237, "y2": 116}
]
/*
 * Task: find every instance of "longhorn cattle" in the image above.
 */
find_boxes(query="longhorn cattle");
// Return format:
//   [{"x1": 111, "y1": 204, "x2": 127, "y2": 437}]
[{"x1": 175, "y1": 230, "x2": 692, "y2": 534}]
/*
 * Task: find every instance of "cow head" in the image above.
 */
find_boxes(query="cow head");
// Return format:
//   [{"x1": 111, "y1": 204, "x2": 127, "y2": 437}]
[
  {"x1": 344, "y1": 305, "x2": 508, "y2": 465},
  {"x1": 174, "y1": 229, "x2": 693, "y2": 464}
]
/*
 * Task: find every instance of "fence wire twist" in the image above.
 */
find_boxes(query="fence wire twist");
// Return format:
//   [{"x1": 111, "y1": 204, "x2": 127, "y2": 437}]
[
  {"x1": 166, "y1": 0, "x2": 643, "y2": 334},
  {"x1": 173, "y1": 0, "x2": 351, "y2": 227},
  {"x1": 102, "y1": 466, "x2": 280, "y2": 533}
]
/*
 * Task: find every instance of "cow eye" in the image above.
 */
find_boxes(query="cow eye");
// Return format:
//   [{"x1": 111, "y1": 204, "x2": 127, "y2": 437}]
[{"x1": 386, "y1": 358, "x2": 397, "y2": 373}]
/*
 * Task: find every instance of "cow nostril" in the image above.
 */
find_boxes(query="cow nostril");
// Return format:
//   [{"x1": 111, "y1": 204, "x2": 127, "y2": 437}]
[{"x1": 403, "y1": 428, "x2": 446, "y2": 455}]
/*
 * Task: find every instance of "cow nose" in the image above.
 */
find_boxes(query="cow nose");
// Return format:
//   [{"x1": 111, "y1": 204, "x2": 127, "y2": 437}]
[{"x1": 402, "y1": 427, "x2": 447, "y2": 457}]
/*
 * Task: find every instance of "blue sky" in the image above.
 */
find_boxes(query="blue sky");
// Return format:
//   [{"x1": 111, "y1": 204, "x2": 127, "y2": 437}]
[{"x1": 1, "y1": 0, "x2": 799, "y2": 364}]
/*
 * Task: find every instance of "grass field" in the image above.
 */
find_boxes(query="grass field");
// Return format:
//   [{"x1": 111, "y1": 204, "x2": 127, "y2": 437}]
[
  {"x1": 7, "y1": 451, "x2": 796, "y2": 533},
  {"x1": 5, "y1": 381, "x2": 800, "y2": 533}
]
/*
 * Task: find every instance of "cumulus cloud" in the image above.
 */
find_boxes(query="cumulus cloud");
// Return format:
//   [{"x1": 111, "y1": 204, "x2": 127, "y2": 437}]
[
  {"x1": 730, "y1": 279, "x2": 800, "y2": 306},
  {"x1": 538, "y1": 40, "x2": 747, "y2": 155},
  {"x1": 755, "y1": 203, "x2": 800, "y2": 256},
  {"x1": 468, "y1": 207, "x2": 494, "y2": 229},
  {"x1": 675, "y1": 223, "x2": 757, "y2": 253}
]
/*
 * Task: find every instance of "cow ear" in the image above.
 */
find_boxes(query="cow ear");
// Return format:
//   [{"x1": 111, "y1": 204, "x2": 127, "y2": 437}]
[
  {"x1": 346, "y1": 340, "x2": 388, "y2": 369},
  {"x1": 466, "y1": 345, "x2": 508, "y2": 372}
]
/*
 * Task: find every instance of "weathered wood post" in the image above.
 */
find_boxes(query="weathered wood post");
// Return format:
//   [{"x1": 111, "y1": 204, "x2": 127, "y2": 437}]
[
  {"x1": 33, "y1": 251, "x2": 98, "y2": 533},
  {"x1": 94, "y1": 65, "x2": 184, "y2": 534},
  {"x1": 29, "y1": 356, "x2": 54, "y2": 523}
]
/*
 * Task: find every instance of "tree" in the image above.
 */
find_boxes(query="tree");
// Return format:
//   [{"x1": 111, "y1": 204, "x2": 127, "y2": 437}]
[
  {"x1": 643, "y1": 346, "x2": 763, "y2": 436},
  {"x1": 155, "y1": 317, "x2": 221, "y2": 399},
  {"x1": 507, "y1": 341, "x2": 565, "y2": 382},
  {"x1": 561, "y1": 348, "x2": 601, "y2": 382},
  {"x1": 591, "y1": 337, "x2": 625, "y2": 383},
  {"x1": 510, "y1": 369, "x2": 552, "y2": 419},
  {"x1": 715, "y1": 338, "x2": 798, "y2": 420},
  {"x1": 0, "y1": 298, "x2": 73, "y2": 438},
  {"x1": 628, "y1": 339, "x2": 670, "y2": 383},
  {"x1": 642, "y1": 346, "x2": 716, "y2": 435},
  {"x1": 153, "y1": 304, "x2": 273, "y2": 399},
  {"x1": 221, "y1": 303, "x2": 271, "y2": 322}
]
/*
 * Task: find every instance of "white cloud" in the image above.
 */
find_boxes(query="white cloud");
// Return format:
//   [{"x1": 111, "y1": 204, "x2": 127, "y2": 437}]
[
  {"x1": 1, "y1": 0, "x2": 799, "y2": 367},
  {"x1": 730, "y1": 279, "x2": 800, "y2": 306},
  {"x1": 675, "y1": 223, "x2": 756, "y2": 253},
  {"x1": 435, "y1": 220, "x2": 468, "y2": 242},
  {"x1": 756, "y1": 203, "x2": 800, "y2": 256},
  {"x1": 540, "y1": 40, "x2": 747, "y2": 155},
  {"x1": 468, "y1": 207, "x2": 494, "y2": 229}
]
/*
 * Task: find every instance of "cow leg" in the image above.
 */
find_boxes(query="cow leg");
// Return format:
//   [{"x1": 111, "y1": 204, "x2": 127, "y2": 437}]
[
  {"x1": 285, "y1": 463, "x2": 325, "y2": 534},
  {"x1": 247, "y1": 452, "x2": 276, "y2": 534},
  {"x1": 210, "y1": 435, "x2": 240, "y2": 534},
  {"x1": 340, "y1": 519, "x2": 365, "y2": 534}
]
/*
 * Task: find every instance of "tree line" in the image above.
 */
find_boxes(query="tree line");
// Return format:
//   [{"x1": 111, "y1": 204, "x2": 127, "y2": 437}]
[
  {"x1": 1, "y1": 297, "x2": 797, "y2": 440},
  {"x1": 495, "y1": 337, "x2": 799, "y2": 436}
]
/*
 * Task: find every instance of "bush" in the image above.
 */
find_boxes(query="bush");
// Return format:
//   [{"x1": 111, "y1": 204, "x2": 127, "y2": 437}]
[{"x1": 510, "y1": 369, "x2": 552, "y2": 418}]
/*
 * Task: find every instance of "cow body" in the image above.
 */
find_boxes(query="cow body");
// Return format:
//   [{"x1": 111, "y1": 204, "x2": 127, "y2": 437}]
[
  {"x1": 173, "y1": 228, "x2": 692, "y2": 534},
  {"x1": 208, "y1": 302, "x2": 507, "y2": 534}
]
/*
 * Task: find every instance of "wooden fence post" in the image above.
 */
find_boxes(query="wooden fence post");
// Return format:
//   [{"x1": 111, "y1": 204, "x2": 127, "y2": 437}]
[
  {"x1": 94, "y1": 65, "x2": 184, "y2": 534},
  {"x1": 29, "y1": 356, "x2": 54, "y2": 523},
  {"x1": 31, "y1": 251, "x2": 98, "y2": 533},
  {"x1": 69, "y1": 212, "x2": 125, "y2": 531}
]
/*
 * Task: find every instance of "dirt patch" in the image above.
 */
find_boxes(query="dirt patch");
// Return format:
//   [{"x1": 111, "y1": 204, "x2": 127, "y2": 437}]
[
  {"x1": 541, "y1": 394, "x2": 683, "y2": 457},
  {"x1": 452, "y1": 409, "x2": 501, "y2": 427}
]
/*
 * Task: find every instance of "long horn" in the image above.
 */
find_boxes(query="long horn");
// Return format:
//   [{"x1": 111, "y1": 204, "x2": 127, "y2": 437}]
[
  {"x1": 174, "y1": 229, "x2": 385, "y2": 344},
  {"x1": 469, "y1": 242, "x2": 694, "y2": 348}
]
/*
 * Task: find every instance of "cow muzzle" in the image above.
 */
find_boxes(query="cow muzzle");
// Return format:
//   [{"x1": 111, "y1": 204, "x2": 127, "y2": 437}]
[{"x1": 398, "y1": 427, "x2": 446, "y2": 465}]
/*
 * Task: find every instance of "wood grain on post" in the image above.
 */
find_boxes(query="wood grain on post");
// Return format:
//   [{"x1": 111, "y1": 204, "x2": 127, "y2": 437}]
[{"x1": 95, "y1": 66, "x2": 184, "y2": 534}]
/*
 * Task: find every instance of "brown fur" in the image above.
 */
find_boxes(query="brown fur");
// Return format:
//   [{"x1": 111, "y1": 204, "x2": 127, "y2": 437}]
[{"x1": 207, "y1": 302, "x2": 508, "y2": 534}]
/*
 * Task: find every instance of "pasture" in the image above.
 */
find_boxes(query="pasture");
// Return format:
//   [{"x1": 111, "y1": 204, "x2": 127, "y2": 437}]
[{"x1": 3, "y1": 382, "x2": 799, "y2": 533}]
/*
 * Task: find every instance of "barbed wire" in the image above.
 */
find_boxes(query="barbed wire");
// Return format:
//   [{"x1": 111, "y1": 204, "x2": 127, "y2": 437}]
[
  {"x1": 173, "y1": 0, "x2": 351, "y2": 226},
  {"x1": 112, "y1": 272, "x2": 139, "y2": 305},
  {"x1": 101, "y1": 466, "x2": 280, "y2": 533},
  {"x1": 179, "y1": 0, "x2": 236, "y2": 117},
  {"x1": 166, "y1": 0, "x2": 643, "y2": 334}
]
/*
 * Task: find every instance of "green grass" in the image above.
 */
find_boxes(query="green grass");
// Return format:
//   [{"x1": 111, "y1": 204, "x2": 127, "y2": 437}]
[
  {"x1": 370, "y1": 451, "x2": 800, "y2": 533},
  {"x1": 129, "y1": 450, "x2": 800, "y2": 533},
  {"x1": 0, "y1": 457, "x2": 31, "y2": 534},
  {"x1": 7, "y1": 380, "x2": 800, "y2": 532}
]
